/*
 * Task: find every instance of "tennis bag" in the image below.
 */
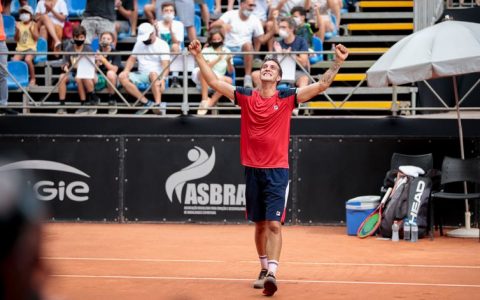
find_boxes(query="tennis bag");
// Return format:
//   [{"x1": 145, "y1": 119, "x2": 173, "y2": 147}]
[{"x1": 379, "y1": 172, "x2": 433, "y2": 238}]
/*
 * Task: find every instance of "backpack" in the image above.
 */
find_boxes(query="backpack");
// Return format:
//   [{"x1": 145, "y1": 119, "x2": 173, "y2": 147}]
[{"x1": 379, "y1": 170, "x2": 436, "y2": 238}]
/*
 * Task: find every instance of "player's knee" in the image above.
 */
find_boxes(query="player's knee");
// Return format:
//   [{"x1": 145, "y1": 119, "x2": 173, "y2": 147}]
[{"x1": 268, "y1": 221, "x2": 281, "y2": 234}]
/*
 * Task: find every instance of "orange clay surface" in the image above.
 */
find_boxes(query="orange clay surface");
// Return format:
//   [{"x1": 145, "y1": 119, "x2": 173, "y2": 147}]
[{"x1": 42, "y1": 223, "x2": 480, "y2": 299}]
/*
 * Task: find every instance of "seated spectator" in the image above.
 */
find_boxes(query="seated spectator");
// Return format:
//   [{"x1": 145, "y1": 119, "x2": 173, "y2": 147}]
[
  {"x1": 191, "y1": 27, "x2": 234, "y2": 115},
  {"x1": 155, "y1": 1, "x2": 184, "y2": 87},
  {"x1": 81, "y1": 0, "x2": 116, "y2": 44},
  {"x1": 95, "y1": 31, "x2": 122, "y2": 115},
  {"x1": 210, "y1": 0, "x2": 277, "y2": 88},
  {"x1": 115, "y1": 0, "x2": 137, "y2": 38},
  {"x1": 57, "y1": 25, "x2": 100, "y2": 115},
  {"x1": 119, "y1": 23, "x2": 170, "y2": 115},
  {"x1": 12, "y1": 5, "x2": 38, "y2": 86},
  {"x1": 252, "y1": 17, "x2": 310, "y2": 88},
  {"x1": 145, "y1": 0, "x2": 197, "y2": 41},
  {"x1": 290, "y1": 6, "x2": 313, "y2": 48},
  {"x1": 311, "y1": 0, "x2": 341, "y2": 42},
  {"x1": 35, "y1": 0, "x2": 68, "y2": 52}
]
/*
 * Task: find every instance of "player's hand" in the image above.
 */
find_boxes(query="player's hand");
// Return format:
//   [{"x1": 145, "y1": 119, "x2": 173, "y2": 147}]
[
  {"x1": 188, "y1": 39, "x2": 202, "y2": 57},
  {"x1": 335, "y1": 44, "x2": 348, "y2": 63}
]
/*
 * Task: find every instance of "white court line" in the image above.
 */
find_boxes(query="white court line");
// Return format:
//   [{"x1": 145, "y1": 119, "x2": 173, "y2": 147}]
[
  {"x1": 42, "y1": 257, "x2": 480, "y2": 270},
  {"x1": 50, "y1": 274, "x2": 480, "y2": 288},
  {"x1": 42, "y1": 257, "x2": 224, "y2": 263}
]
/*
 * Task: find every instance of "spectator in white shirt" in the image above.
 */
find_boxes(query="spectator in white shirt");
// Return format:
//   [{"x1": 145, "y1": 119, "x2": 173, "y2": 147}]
[
  {"x1": 155, "y1": 2, "x2": 184, "y2": 54},
  {"x1": 210, "y1": 0, "x2": 277, "y2": 88},
  {"x1": 34, "y1": 0, "x2": 68, "y2": 52},
  {"x1": 119, "y1": 23, "x2": 170, "y2": 115}
]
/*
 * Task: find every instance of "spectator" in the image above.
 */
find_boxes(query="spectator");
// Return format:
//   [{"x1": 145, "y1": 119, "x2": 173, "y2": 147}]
[
  {"x1": 115, "y1": 0, "x2": 137, "y2": 38},
  {"x1": 155, "y1": 0, "x2": 197, "y2": 42},
  {"x1": 252, "y1": 17, "x2": 310, "y2": 88},
  {"x1": 81, "y1": 0, "x2": 116, "y2": 44},
  {"x1": 57, "y1": 25, "x2": 100, "y2": 115},
  {"x1": 119, "y1": 23, "x2": 170, "y2": 115},
  {"x1": 290, "y1": 6, "x2": 313, "y2": 48},
  {"x1": 35, "y1": 0, "x2": 67, "y2": 52},
  {"x1": 210, "y1": 0, "x2": 277, "y2": 88},
  {"x1": 273, "y1": 0, "x2": 309, "y2": 17},
  {"x1": 311, "y1": 0, "x2": 341, "y2": 42},
  {"x1": 0, "y1": 1, "x2": 17, "y2": 115},
  {"x1": 192, "y1": 26, "x2": 234, "y2": 115},
  {"x1": 155, "y1": 1, "x2": 184, "y2": 88},
  {"x1": 12, "y1": 5, "x2": 38, "y2": 86},
  {"x1": 144, "y1": 0, "x2": 157, "y2": 24},
  {"x1": 95, "y1": 31, "x2": 122, "y2": 115}
]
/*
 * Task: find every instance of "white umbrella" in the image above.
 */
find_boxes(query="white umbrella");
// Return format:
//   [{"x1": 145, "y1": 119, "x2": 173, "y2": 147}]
[{"x1": 367, "y1": 20, "x2": 480, "y2": 238}]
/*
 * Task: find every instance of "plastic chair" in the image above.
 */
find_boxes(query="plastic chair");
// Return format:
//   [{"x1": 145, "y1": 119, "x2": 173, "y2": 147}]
[
  {"x1": 7, "y1": 61, "x2": 29, "y2": 89},
  {"x1": 66, "y1": 0, "x2": 86, "y2": 17},
  {"x1": 34, "y1": 37, "x2": 48, "y2": 65},
  {"x1": 195, "y1": 0, "x2": 215, "y2": 15},
  {"x1": 90, "y1": 38, "x2": 99, "y2": 52},
  {"x1": 309, "y1": 36, "x2": 324, "y2": 64},
  {"x1": 11, "y1": 0, "x2": 37, "y2": 16},
  {"x1": 137, "y1": 0, "x2": 151, "y2": 17},
  {"x1": 3, "y1": 15, "x2": 15, "y2": 39},
  {"x1": 429, "y1": 156, "x2": 480, "y2": 241},
  {"x1": 390, "y1": 153, "x2": 433, "y2": 172},
  {"x1": 194, "y1": 14, "x2": 202, "y2": 37}
]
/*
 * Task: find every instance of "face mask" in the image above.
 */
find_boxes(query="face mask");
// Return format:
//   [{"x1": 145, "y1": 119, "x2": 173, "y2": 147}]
[
  {"x1": 73, "y1": 39, "x2": 85, "y2": 46},
  {"x1": 210, "y1": 41, "x2": 223, "y2": 49},
  {"x1": 242, "y1": 9, "x2": 252, "y2": 18},
  {"x1": 293, "y1": 17, "x2": 302, "y2": 26},
  {"x1": 19, "y1": 13, "x2": 30, "y2": 22},
  {"x1": 163, "y1": 13, "x2": 174, "y2": 21},
  {"x1": 278, "y1": 29, "x2": 289, "y2": 39},
  {"x1": 143, "y1": 39, "x2": 153, "y2": 45},
  {"x1": 100, "y1": 41, "x2": 111, "y2": 48}
]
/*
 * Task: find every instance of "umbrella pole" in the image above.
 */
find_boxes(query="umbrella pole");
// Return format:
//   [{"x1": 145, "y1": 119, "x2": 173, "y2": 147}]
[{"x1": 446, "y1": 76, "x2": 478, "y2": 238}]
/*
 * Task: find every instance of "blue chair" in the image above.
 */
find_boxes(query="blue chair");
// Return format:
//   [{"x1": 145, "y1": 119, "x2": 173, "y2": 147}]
[
  {"x1": 325, "y1": 15, "x2": 338, "y2": 40},
  {"x1": 194, "y1": 14, "x2": 202, "y2": 37},
  {"x1": 11, "y1": 0, "x2": 37, "y2": 16},
  {"x1": 66, "y1": 0, "x2": 86, "y2": 17},
  {"x1": 195, "y1": 0, "x2": 215, "y2": 15},
  {"x1": 3, "y1": 15, "x2": 15, "y2": 39},
  {"x1": 309, "y1": 36, "x2": 324, "y2": 64},
  {"x1": 90, "y1": 37, "x2": 99, "y2": 52},
  {"x1": 137, "y1": 0, "x2": 151, "y2": 17},
  {"x1": 137, "y1": 78, "x2": 169, "y2": 92},
  {"x1": 7, "y1": 61, "x2": 29, "y2": 89},
  {"x1": 34, "y1": 37, "x2": 48, "y2": 65},
  {"x1": 233, "y1": 56, "x2": 244, "y2": 66}
]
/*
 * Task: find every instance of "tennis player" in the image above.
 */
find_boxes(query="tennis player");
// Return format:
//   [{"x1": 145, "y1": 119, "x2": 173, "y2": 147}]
[{"x1": 189, "y1": 39, "x2": 348, "y2": 296}]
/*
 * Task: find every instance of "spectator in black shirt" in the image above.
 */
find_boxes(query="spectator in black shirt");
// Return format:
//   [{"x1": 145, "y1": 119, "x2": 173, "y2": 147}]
[{"x1": 81, "y1": 0, "x2": 116, "y2": 44}]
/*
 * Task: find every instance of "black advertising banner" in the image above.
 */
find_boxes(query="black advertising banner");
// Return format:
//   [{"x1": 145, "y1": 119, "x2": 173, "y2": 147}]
[
  {"x1": 295, "y1": 137, "x2": 469, "y2": 224},
  {"x1": 0, "y1": 136, "x2": 120, "y2": 221},
  {"x1": 124, "y1": 136, "x2": 293, "y2": 223}
]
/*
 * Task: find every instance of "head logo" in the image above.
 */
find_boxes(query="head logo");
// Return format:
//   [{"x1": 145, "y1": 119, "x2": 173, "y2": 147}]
[
  {"x1": 0, "y1": 160, "x2": 91, "y2": 202},
  {"x1": 165, "y1": 147, "x2": 215, "y2": 203}
]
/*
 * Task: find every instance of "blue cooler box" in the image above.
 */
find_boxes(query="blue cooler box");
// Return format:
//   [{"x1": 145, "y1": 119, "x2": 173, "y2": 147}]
[{"x1": 346, "y1": 196, "x2": 380, "y2": 235}]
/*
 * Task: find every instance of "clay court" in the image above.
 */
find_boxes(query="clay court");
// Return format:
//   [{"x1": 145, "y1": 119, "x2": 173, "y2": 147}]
[{"x1": 42, "y1": 223, "x2": 480, "y2": 299}]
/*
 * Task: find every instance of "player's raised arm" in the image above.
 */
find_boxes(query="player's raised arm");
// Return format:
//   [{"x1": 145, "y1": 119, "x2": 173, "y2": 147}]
[
  {"x1": 296, "y1": 44, "x2": 349, "y2": 103},
  {"x1": 188, "y1": 40, "x2": 235, "y2": 101}
]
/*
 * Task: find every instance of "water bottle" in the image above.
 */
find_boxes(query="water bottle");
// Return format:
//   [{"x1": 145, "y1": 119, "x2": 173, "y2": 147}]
[
  {"x1": 403, "y1": 220, "x2": 411, "y2": 241},
  {"x1": 410, "y1": 222, "x2": 418, "y2": 242},
  {"x1": 391, "y1": 221, "x2": 399, "y2": 242}
]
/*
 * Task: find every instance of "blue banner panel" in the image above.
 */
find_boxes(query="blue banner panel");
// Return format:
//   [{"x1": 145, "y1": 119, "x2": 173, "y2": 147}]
[
  {"x1": 0, "y1": 136, "x2": 120, "y2": 221},
  {"x1": 123, "y1": 136, "x2": 294, "y2": 223}
]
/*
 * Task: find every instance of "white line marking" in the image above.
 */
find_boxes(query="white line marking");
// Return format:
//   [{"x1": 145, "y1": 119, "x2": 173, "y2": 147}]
[
  {"x1": 50, "y1": 274, "x2": 480, "y2": 288},
  {"x1": 42, "y1": 257, "x2": 480, "y2": 269},
  {"x1": 42, "y1": 257, "x2": 223, "y2": 263}
]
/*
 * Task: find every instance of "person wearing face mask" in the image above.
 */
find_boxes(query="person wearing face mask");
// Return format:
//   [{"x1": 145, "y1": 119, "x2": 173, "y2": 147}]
[
  {"x1": 290, "y1": 6, "x2": 314, "y2": 48},
  {"x1": 252, "y1": 17, "x2": 310, "y2": 89},
  {"x1": 0, "y1": 1, "x2": 17, "y2": 114},
  {"x1": 154, "y1": 0, "x2": 196, "y2": 43},
  {"x1": 12, "y1": 5, "x2": 38, "y2": 87},
  {"x1": 191, "y1": 26, "x2": 234, "y2": 115},
  {"x1": 155, "y1": 2, "x2": 184, "y2": 88},
  {"x1": 94, "y1": 31, "x2": 122, "y2": 115},
  {"x1": 56, "y1": 25, "x2": 100, "y2": 115},
  {"x1": 119, "y1": 22, "x2": 170, "y2": 115},
  {"x1": 210, "y1": 0, "x2": 278, "y2": 88}
]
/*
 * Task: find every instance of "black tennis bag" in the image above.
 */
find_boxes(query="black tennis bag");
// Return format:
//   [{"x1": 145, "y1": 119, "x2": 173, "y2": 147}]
[{"x1": 379, "y1": 171, "x2": 433, "y2": 238}]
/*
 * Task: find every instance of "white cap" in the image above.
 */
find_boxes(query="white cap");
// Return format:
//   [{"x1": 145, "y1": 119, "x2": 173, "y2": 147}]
[
  {"x1": 137, "y1": 23, "x2": 155, "y2": 42},
  {"x1": 19, "y1": 5, "x2": 34, "y2": 15}
]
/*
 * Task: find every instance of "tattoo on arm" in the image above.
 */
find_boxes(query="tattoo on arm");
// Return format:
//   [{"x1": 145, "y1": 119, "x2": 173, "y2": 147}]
[{"x1": 319, "y1": 61, "x2": 342, "y2": 87}]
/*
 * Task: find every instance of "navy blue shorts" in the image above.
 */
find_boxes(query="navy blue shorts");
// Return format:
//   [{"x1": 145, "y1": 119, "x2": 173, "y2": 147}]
[{"x1": 245, "y1": 167, "x2": 290, "y2": 223}]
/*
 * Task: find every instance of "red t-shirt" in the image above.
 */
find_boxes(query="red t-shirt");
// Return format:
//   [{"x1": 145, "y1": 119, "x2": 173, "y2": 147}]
[{"x1": 234, "y1": 87, "x2": 297, "y2": 168}]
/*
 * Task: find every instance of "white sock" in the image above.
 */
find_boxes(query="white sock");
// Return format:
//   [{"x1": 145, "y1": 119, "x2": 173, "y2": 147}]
[
  {"x1": 259, "y1": 255, "x2": 268, "y2": 270},
  {"x1": 267, "y1": 260, "x2": 279, "y2": 275}
]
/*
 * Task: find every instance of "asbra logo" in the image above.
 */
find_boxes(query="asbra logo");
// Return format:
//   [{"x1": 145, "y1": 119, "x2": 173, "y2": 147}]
[
  {"x1": 0, "y1": 160, "x2": 90, "y2": 202},
  {"x1": 165, "y1": 146, "x2": 245, "y2": 215}
]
